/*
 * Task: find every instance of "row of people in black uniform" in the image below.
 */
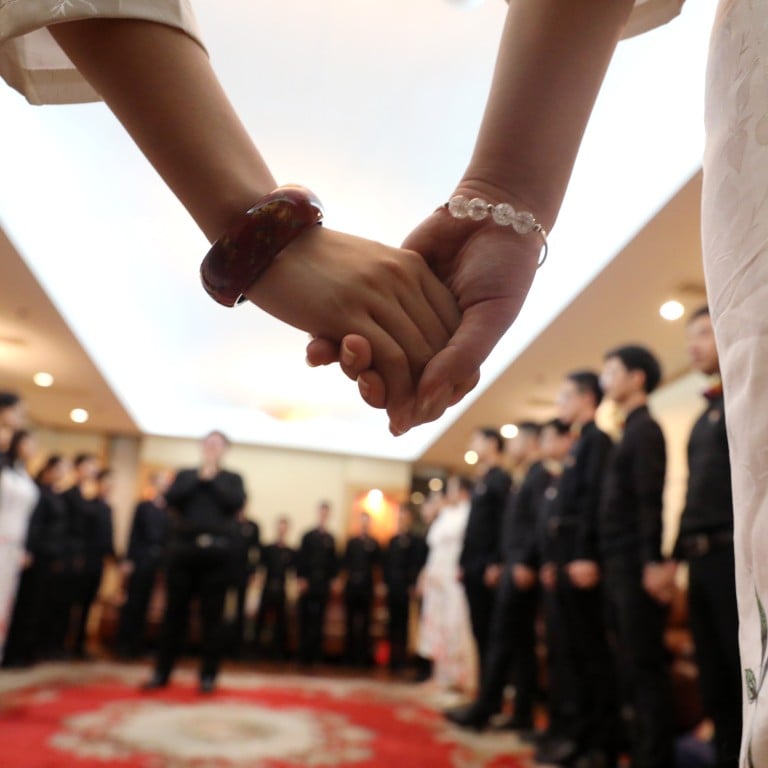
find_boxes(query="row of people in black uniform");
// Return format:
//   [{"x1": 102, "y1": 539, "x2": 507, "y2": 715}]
[
  {"x1": 137, "y1": 431, "x2": 429, "y2": 692},
  {"x1": 446, "y1": 309, "x2": 740, "y2": 768},
  {"x1": 3, "y1": 452, "x2": 115, "y2": 666}
]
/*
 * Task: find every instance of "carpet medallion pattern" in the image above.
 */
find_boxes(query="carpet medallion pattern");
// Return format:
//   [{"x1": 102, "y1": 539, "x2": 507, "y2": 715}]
[{"x1": 0, "y1": 664, "x2": 533, "y2": 767}]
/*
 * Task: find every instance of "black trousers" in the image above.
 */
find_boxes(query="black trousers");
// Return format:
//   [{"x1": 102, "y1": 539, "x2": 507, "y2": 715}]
[
  {"x1": 255, "y1": 588, "x2": 288, "y2": 658},
  {"x1": 603, "y1": 556, "x2": 675, "y2": 768},
  {"x1": 463, "y1": 574, "x2": 494, "y2": 683},
  {"x1": 298, "y1": 588, "x2": 329, "y2": 664},
  {"x1": 155, "y1": 544, "x2": 230, "y2": 681},
  {"x1": 387, "y1": 590, "x2": 410, "y2": 671},
  {"x1": 73, "y1": 564, "x2": 103, "y2": 655},
  {"x1": 688, "y1": 546, "x2": 742, "y2": 768},
  {"x1": 557, "y1": 575, "x2": 617, "y2": 752},
  {"x1": 475, "y1": 569, "x2": 538, "y2": 722},
  {"x1": 3, "y1": 564, "x2": 38, "y2": 666},
  {"x1": 345, "y1": 589, "x2": 373, "y2": 666},
  {"x1": 117, "y1": 565, "x2": 159, "y2": 657}
]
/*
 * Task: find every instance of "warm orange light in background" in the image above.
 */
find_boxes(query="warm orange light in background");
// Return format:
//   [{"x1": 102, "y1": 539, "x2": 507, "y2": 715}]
[{"x1": 348, "y1": 488, "x2": 401, "y2": 542}]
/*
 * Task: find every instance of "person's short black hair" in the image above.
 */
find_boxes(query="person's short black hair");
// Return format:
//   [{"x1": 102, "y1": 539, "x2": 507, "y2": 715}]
[
  {"x1": 454, "y1": 475, "x2": 474, "y2": 494},
  {"x1": 542, "y1": 418, "x2": 571, "y2": 436},
  {"x1": 566, "y1": 370, "x2": 604, "y2": 407},
  {"x1": 73, "y1": 453, "x2": 96, "y2": 468},
  {"x1": 517, "y1": 421, "x2": 542, "y2": 438},
  {"x1": 205, "y1": 429, "x2": 231, "y2": 446},
  {"x1": 0, "y1": 392, "x2": 20, "y2": 411},
  {"x1": 477, "y1": 427, "x2": 504, "y2": 453},
  {"x1": 35, "y1": 454, "x2": 64, "y2": 483},
  {"x1": 604, "y1": 344, "x2": 662, "y2": 394},
  {"x1": 97, "y1": 468, "x2": 112, "y2": 482},
  {"x1": 688, "y1": 305, "x2": 710, "y2": 324},
  {"x1": 7, "y1": 429, "x2": 30, "y2": 465}
]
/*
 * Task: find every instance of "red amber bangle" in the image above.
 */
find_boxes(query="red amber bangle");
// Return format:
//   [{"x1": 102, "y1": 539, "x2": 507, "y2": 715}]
[{"x1": 200, "y1": 185, "x2": 324, "y2": 307}]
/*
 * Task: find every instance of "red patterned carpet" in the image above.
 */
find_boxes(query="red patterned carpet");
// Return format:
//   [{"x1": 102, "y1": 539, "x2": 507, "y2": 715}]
[{"x1": 0, "y1": 664, "x2": 534, "y2": 767}]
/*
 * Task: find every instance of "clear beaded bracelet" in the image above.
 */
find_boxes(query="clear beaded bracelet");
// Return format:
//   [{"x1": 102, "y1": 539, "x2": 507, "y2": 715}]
[{"x1": 444, "y1": 195, "x2": 549, "y2": 268}]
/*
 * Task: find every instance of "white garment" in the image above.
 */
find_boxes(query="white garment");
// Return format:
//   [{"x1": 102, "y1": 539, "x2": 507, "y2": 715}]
[
  {"x1": 0, "y1": 464, "x2": 39, "y2": 662},
  {"x1": 702, "y1": 2, "x2": 768, "y2": 765},
  {"x1": 0, "y1": 0, "x2": 203, "y2": 104},
  {"x1": 417, "y1": 501, "x2": 476, "y2": 692}
]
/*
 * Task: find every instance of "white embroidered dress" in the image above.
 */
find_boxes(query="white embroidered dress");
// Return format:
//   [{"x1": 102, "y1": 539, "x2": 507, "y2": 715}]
[
  {"x1": 0, "y1": 0, "x2": 202, "y2": 104},
  {"x1": 0, "y1": 463, "x2": 39, "y2": 662}
]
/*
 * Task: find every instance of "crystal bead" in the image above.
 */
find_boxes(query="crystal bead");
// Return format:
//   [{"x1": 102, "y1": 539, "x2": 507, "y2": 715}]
[
  {"x1": 468, "y1": 197, "x2": 490, "y2": 221},
  {"x1": 448, "y1": 195, "x2": 469, "y2": 219},
  {"x1": 512, "y1": 211, "x2": 536, "y2": 234},
  {"x1": 492, "y1": 202, "x2": 516, "y2": 226}
]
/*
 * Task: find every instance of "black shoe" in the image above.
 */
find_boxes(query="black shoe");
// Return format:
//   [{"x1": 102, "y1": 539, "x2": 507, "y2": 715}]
[
  {"x1": 444, "y1": 704, "x2": 489, "y2": 732},
  {"x1": 569, "y1": 749, "x2": 617, "y2": 768},
  {"x1": 534, "y1": 737, "x2": 579, "y2": 765},
  {"x1": 199, "y1": 676, "x2": 216, "y2": 694},
  {"x1": 141, "y1": 673, "x2": 169, "y2": 691},
  {"x1": 490, "y1": 713, "x2": 535, "y2": 733}
]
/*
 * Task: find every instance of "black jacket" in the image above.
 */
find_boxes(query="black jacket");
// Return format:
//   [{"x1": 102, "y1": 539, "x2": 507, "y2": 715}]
[
  {"x1": 384, "y1": 532, "x2": 426, "y2": 595},
  {"x1": 343, "y1": 534, "x2": 381, "y2": 596},
  {"x1": 599, "y1": 405, "x2": 666, "y2": 563},
  {"x1": 459, "y1": 465, "x2": 512, "y2": 579},
  {"x1": 164, "y1": 468, "x2": 246, "y2": 538},
  {"x1": 504, "y1": 462, "x2": 550, "y2": 568},
  {"x1": 26, "y1": 483, "x2": 70, "y2": 561},
  {"x1": 676, "y1": 392, "x2": 733, "y2": 548},
  {"x1": 260, "y1": 543, "x2": 296, "y2": 595},
  {"x1": 126, "y1": 500, "x2": 170, "y2": 568},
  {"x1": 297, "y1": 528, "x2": 339, "y2": 594}
]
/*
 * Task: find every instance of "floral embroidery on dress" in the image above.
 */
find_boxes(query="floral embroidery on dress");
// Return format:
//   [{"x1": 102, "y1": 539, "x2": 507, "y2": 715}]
[
  {"x1": 746, "y1": 590, "x2": 768, "y2": 767},
  {"x1": 51, "y1": 0, "x2": 97, "y2": 16}
]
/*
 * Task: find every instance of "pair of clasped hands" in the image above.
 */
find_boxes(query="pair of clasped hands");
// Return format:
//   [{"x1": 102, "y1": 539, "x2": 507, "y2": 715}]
[{"x1": 249, "y1": 183, "x2": 541, "y2": 437}]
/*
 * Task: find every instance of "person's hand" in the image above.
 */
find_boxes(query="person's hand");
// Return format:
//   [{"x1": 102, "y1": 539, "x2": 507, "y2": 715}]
[
  {"x1": 567, "y1": 560, "x2": 600, "y2": 589},
  {"x1": 22, "y1": 552, "x2": 34, "y2": 570},
  {"x1": 456, "y1": 566, "x2": 465, "y2": 583},
  {"x1": 297, "y1": 577, "x2": 309, "y2": 595},
  {"x1": 198, "y1": 463, "x2": 218, "y2": 481},
  {"x1": 539, "y1": 563, "x2": 557, "y2": 591},
  {"x1": 306, "y1": 187, "x2": 541, "y2": 430},
  {"x1": 643, "y1": 561, "x2": 677, "y2": 605},
  {"x1": 248, "y1": 226, "x2": 460, "y2": 434},
  {"x1": 484, "y1": 563, "x2": 502, "y2": 589},
  {"x1": 512, "y1": 564, "x2": 537, "y2": 591},
  {"x1": 121, "y1": 560, "x2": 135, "y2": 577}
]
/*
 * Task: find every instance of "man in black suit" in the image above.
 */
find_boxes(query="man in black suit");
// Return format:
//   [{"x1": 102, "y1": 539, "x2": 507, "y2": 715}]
[
  {"x1": 384, "y1": 505, "x2": 427, "y2": 674},
  {"x1": 343, "y1": 511, "x2": 381, "y2": 667},
  {"x1": 255, "y1": 515, "x2": 296, "y2": 659},
  {"x1": 599, "y1": 345, "x2": 674, "y2": 768},
  {"x1": 61, "y1": 453, "x2": 102, "y2": 658},
  {"x1": 459, "y1": 427, "x2": 512, "y2": 684},
  {"x1": 117, "y1": 472, "x2": 171, "y2": 658},
  {"x1": 296, "y1": 501, "x2": 339, "y2": 665},
  {"x1": 144, "y1": 430, "x2": 246, "y2": 693}
]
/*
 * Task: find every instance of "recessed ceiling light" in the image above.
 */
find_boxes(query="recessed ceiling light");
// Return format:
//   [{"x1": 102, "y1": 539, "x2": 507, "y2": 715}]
[
  {"x1": 410, "y1": 491, "x2": 426, "y2": 505},
  {"x1": 70, "y1": 408, "x2": 89, "y2": 424},
  {"x1": 33, "y1": 371, "x2": 54, "y2": 388},
  {"x1": 659, "y1": 300, "x2": 685, "y2": 321},
  {"x1": 464, "y1": 450, "x2": 479, "y2": 466},
  {"x1": 428, "y1": 477, "x2": 444, "y2": 492},
  {"x1": 501, "y1": 423, "x2": 519, "y2": 439}
]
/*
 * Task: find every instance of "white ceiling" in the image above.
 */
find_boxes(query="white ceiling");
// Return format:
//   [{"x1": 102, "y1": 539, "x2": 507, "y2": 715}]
[{"x1": 0, "y1": 0, "x2": 717, "y2": 460}]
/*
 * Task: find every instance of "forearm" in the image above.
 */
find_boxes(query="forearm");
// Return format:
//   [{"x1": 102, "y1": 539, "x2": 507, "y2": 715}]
[
  {"x1": 462, "y1": 0, "x2": 635, "y2": 228},
  {"x1": 49, "y1": 19, "x2": 276, "y2": 241}
]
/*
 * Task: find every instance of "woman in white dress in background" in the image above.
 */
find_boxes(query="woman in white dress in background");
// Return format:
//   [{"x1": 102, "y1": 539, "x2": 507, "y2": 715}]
[
  {"x1": 0, "y1": 431, "x2": 40, "y2": 663},
  {"x1": 417, "y1": 478, "x2": 476, "y2": 700}
]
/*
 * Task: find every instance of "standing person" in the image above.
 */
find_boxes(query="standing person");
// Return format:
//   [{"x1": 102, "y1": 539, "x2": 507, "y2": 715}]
[
  {"x1": 26, "y1": 455, "x2": 72, "y2": 660},
  {"x1": 116, "y1": 472, "x2": 171, "y2": 659},
  {"x1": 458, "y1": 428, "x2": 512, "y2": 684},
  {"x1": 0, "y1": 430, "x2": 39, "y2": 664},
  {"x1": 143, "y1": 430, "x2": 246, "y2": 694},
  {"x1": 446, "y1": 422, "x2": 545, "y2": 732},
  {"x1": 417, "y1": 478, "x2": 476, "y2": 696},
  {"x1": 342, "y1": 511, "x2": 381, "y2": 668},
  {"x1": 539, "y1": 372, "x2": 616, "y2": 767},
  {"x1": 0, "y1": 393, "x2": 25, "y2": 461},
  {"x1": 296, "y1": 501, "x2": 339, "y2": 667},
  {"x1": 4, "y1": 455, "x2": 71, "y2": 665},
  {"x1": 70, "y1": 468, "x2": 115, "y2": 659},
  {"x1": 384, "y1": 505, "x2": 427, "y2": 674},
  {"x1": 255, "y1": 515, "x2": 296, "y2": 660},
  {"x1": 599, "y1": 345, "x2": 674, "y2": 768},
  {"x1": 61, "y1": 453, "x2": 100, "y2": 658},
  {"x1": 672, "y1": 306, "x2": 740, "y2": 768},
  {"x1": 229, "y1": 511, "x2": 260, "y2": 658}
]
